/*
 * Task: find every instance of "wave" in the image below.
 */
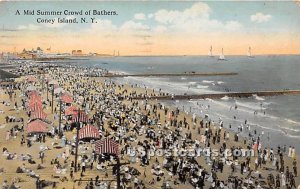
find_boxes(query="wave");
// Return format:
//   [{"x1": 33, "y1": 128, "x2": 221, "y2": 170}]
[
  {"x1": 217, "y1": 81, "x2": 225, "y2": 85},
  {"x1": 202, "y1": 80, "x2": 214, "y2": 83},
  {"x1": 253, "y1": 94, "x2": 265, "y2": 101},
  {"x1": 181, "y1": 77, "x2": 187, "y2": 80},
  {"x1": 221, "y1": 96, "x2": 230, "y2": 100},
  {"x1": 235, "y1": 101, "x2": 265, "y2": 111},
  {"x1": 196, "y1": 85, "x2": 209, "y2": 89},
  {"x1": 284, "y1": 118, "x2": 300, "y2": 126},
  {"x1": 188, "y1": 82, "x2": 197, "y2": 85}
]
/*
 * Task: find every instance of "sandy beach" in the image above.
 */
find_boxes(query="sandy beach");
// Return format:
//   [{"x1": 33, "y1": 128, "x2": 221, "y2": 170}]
[{"x1": 0, "y1": 62, "x2": 299, "y2": 189}]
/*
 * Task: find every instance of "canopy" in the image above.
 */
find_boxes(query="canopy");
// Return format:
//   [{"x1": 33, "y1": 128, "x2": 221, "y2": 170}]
[
  {"x1": 64, "y1": 106, "x2": 77, "y2": 116},
  {"x1": 61, "y1": 93, "x2": 73, "y2": 104},
  {"x1": 28, "y1": 101, "x2": 42, "y2": 112},
  {"x1": 26, "y1": 119, "x2": 49, "y2": 133},
  {"x1": 79, "y1": 125, "x2": 100, "y2": 139},
  {"x1": 72, "y1": 111, "x2": 89, "y2": 122},
  {"x1": 30, "y1": 108, "x2": 47, "y2": 120}
]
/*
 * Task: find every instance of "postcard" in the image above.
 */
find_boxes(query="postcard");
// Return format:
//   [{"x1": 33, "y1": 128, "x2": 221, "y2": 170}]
[{"x1": 0, "y1": 1, "x2": 299, "y2": 189}]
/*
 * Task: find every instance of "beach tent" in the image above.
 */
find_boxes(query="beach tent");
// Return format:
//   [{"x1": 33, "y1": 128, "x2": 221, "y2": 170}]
[
  {"x1": 79, "y1": 125, "x2": 100, "y2": 140},
  {"x1": 72, "y1": 111, "x2": 89, "y2": 123},
  {"x1": 30, "y1": 108, "x2": 47, "y2": 120},
  {"x1": 95, "y1": 138, "x2": 119, "y2": 155},
  {"x1": 64, "y1": 106, "x2": 77, "y2": 116},
  {"x1": 28, "y1": 101, "x2": 43, "y2": 112},
  {"x1": 61, "y1": 93, "x2": 73, "y2": 104},
  {"x1": 26, "y1": 119, "x2": 49, "y2": 133}
]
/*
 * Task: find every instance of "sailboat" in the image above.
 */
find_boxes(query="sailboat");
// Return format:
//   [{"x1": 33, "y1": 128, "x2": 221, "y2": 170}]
[
  {"x1": 218, "y1": 48, "x2": 226, "y2": 60},
  {"x1": 208, "y1": 46, "x2": 213, "y2": 57},
  {"x1": 247, "y1": 47, "x2": 254, "y2": 58}
]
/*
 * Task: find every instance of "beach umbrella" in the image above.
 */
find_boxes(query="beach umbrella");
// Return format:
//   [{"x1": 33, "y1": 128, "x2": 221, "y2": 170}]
[
  {"x1": 64, "y1": 106, "x2": 77, "y2": 116},
  {"x1": 79, "y1": 125, "x2": 100, "y2": 140},
  {"x1": 30, "y1": 108, "x2": 47, "y2": 120},
  {"x1": 60, "y1": 93, "x2": 73, "y2": 104},
  {"x1": 28, "y1": 101, "x2": 43, "y2": 111},
  {"x1": 72, "y1": 111, "x2": 89, "y2": 122},
  {"x1": 94, "y1": 138, "x2": 119, "y2": 155},
  {"x1": 26, "y1": 119, "x2": 49, "y2": 133}
]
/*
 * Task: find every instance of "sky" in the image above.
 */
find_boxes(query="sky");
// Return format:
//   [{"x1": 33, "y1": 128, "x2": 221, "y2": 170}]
[{"x1": 0, "y1": 1, "x2": 300, "y2": 55}]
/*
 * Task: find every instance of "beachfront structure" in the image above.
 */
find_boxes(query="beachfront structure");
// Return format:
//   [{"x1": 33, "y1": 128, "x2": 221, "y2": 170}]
[{"x1": 72, "y1": 50, "x2": 83, "y2": 56}]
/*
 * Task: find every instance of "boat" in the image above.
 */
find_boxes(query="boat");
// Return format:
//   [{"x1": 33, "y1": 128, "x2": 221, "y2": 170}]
[
  {"x1": 247, "y1": 46, "x2": 254, "y2": 58},
  {"x1": 208, "y1": 46, "x2": 213, "y2": 57},
  {"x1": 218, "y1": 48, "x2": 226, "y2": 60}
]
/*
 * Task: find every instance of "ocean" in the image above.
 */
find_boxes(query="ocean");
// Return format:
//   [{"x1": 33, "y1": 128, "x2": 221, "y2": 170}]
[{"x1": 61, "y1": 55, "x2": 300, "y2": 153}]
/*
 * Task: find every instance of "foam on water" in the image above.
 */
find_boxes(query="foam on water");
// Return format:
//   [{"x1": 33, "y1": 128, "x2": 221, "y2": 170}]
[{"x1": 202, "y1": 80, "x2": 214, "y2": 83}]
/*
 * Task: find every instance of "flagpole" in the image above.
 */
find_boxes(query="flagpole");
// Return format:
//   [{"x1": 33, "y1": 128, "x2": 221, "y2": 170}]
[
  {"x1": 74, "y1": 109, "x2": 80, "y2": 172},
  {"x1": 58, "y1": 97, "x2": 62, "y2": 137},
  {"x1": 51, "y1": 86, "x2": 54, "y2": 113},
  {"x1": 46, "y1": 81, "x2": 49, "y2": 101},
  {"x1": 116, "y1": 157, "x2": 121, "y2": 189}
]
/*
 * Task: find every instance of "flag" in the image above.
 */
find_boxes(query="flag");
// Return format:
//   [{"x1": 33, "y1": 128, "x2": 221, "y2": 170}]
[{"x1": 95, "y1": 138, "x2": 119, "y2": 155}]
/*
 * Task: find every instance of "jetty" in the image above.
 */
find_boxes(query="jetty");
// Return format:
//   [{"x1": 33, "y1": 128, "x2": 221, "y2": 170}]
[
  {"x1": 132, "y1": 90, "x2": 300, "y2": 100},
  {"x1": 102, "y1": 72, "x2": 238, "y2": 78}
]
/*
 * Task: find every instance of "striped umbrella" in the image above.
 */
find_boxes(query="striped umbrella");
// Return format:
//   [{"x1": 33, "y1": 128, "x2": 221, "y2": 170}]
[
  {"x1": 79, "y1": 125, "x2": 100, "y2": 140},
  {"x1": 64, "y1": 106, "x2": 77, "y2": 116},
  {"x1": 26, "y1": 119, "x2": 49, "y2": 133},
  {"x1": 95, "y1": 138, "x2": 119, "y2": 155},
  {"x1": 72, "y1": 111, "x2": 89, "y2": 123},
  {"x1": 61, "y1": 93, "x2": 73, "y2": 104},
  {"x1": 30, "y1": 108, "x2": 47, "y2": 120}
]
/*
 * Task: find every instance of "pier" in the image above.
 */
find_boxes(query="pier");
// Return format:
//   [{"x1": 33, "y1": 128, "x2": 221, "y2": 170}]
[
  {"x1": 132, "y1": 90, "x2": 300, "y2": 100},
  {"x1": 102, "y1": 72, "x2": 238, "y2": 78}
]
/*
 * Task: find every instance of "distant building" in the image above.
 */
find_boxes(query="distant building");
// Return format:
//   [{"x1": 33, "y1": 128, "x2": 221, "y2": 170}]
[
  {"x1": 18, "y1": 47, "x2": 43, "y2": 59},
  {"x1": 72, "y1": 50, "x2": 83, "y2": 56}
]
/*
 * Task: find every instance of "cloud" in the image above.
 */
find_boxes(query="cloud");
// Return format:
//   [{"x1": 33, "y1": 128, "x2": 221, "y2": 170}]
[
  {"x1": 134, "y1": 13, "x2": 146, "y2": 20},
  {"x1": 153, "y1": 2, "x2": 241, "y2": 33},
  {"x1": 120, "y1": 20, "x2": 150, "y2": 32},
  {"x1": 154, "y1": 3, "x2": 210, "y2": 24},
  {"x1": 251, "y1": 12, "x2": 272, "y2": 23},
  {"x1": 17, "y1": 24, "x2": 40, "y2": 30}
]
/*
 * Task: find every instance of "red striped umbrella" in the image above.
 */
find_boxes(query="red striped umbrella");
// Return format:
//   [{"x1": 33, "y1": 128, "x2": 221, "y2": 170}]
[
  {"x1": 95, "y1": 138, "x2": 119, "y2": 155},
  {"x1": 72, "y1": 111, "x2": 89, "y2": 123},
  {"x1": 26, "y1": 119, "x2": 49, "y2": 133},
  {"x1": 61, "y1": 93, "x2": 73, "y2": 104},
  {"x1": 28, "y1": 102, "x2": 42, "y2": 112},
  {"x1": 30, "y1": 108, "x2": 47, "y2": 120},
  {"x1": 79, "y1": 125, "x2": 100, "y2": 140},
  {"x1": 64, "y1": 106, "x2": 77, "y2": 116}
]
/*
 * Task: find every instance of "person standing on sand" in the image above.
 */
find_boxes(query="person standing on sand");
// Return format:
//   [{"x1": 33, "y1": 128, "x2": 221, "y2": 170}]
[
  {"x1": 39, "y1": 151, "x2": 44, "y2": 164},
  {"x1": 5, "y1": 131, "x2": 10, "y2": 141}
]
